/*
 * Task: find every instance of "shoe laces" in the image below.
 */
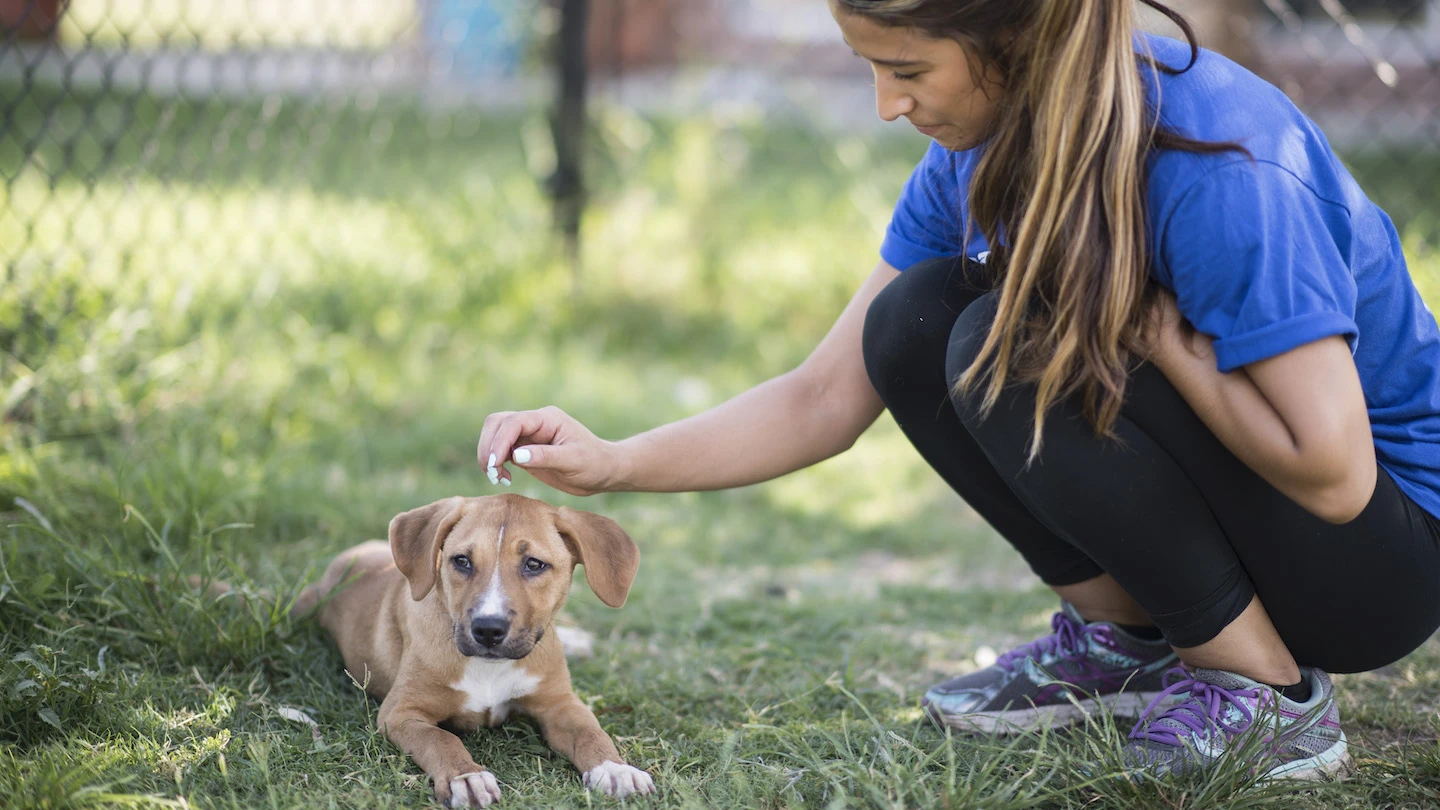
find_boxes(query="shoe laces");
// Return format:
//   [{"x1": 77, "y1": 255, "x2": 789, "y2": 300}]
[
  {"x1": 1128, "y1": 666, "x2": 1265, "y2": 747},
  {"x1": 995, "y1": 610, "x2": 1113, "y2": 672}
]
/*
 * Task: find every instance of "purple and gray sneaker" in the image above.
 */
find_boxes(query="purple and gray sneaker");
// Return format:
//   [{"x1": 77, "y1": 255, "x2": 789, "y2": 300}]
[
  {"x1": 922, "y1": 602, "x2": 1177, "y2": 734},
  {"x1": 1125, "y1": 665, "x2": 1351, "y2": 781}
]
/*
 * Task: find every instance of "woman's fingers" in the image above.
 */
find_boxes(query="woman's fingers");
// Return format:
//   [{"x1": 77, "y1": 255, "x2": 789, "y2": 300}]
[
  {"x1": 510, "y1": 443, "x2": 575, "y2": 474},
  {"x1": 477, "y1": 407, "x2": 600, "y2": 490},
  {"x1": 477, "y1": 411, "x2": 515, "y2": 469},
  {"x1": 481, "y1": 411, "x2": 548, "y2": 471}
]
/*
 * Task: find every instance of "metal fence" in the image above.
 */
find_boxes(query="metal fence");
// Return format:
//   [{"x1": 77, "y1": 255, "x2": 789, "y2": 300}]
[
  {"x1": 1245, "y1": 0, "x2": 1440, "y2": 246},
  {"x1": 1, "y1": 1, "x2": 1438, "y2": 386}
]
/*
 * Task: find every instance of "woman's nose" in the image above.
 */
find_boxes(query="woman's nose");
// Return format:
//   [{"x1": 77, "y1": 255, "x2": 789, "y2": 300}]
[{"x1": 874, "y1": 74, "x2": 915, "y2": 123}]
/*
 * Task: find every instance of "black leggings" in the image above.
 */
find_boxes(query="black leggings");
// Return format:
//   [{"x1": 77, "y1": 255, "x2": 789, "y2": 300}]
[{"x1": 862, "y1": 256, "x2": 1440, "y2": 674}]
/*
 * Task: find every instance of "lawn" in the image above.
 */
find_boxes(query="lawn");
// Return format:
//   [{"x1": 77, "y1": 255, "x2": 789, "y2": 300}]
[{"x1": 3, "y1": 83, "x2": 1440, "y2": 809}]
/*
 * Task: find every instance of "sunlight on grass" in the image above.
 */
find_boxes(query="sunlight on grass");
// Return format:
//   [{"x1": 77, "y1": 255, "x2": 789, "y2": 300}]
[
  {"x1": 0, "y1": 169, "x2": 537, "y2": 290},
  {"x1": 766, "y1": 418, "x2": 955, "y2": 531},
  {"x1": 1406, "y1": 243, "x2": 1440, "y2": 308}
]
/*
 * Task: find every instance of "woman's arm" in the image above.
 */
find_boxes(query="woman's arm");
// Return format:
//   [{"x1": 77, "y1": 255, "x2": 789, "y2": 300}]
[
  {"x1": 478, "y1": 261, "x2": 900, "y2": 495},
  {"x1": 1148, "y1": 294, "x2": 1377, "y2": 523}
]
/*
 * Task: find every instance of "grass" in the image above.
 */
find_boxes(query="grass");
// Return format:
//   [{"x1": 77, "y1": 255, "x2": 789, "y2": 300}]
[{"x1": 3, "y1": 81, "x2": 1440, "y2": 809}]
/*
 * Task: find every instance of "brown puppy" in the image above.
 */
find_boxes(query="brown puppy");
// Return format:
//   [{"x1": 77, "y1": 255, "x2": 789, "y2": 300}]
[{"x1": 302, "y1": 493, "x2": 654, "y2": 807}]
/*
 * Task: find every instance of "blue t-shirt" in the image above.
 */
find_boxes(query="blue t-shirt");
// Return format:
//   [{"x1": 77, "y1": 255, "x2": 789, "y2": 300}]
[{"x1": 881, "y1": 34, "x2": 1440, "y2": 519}]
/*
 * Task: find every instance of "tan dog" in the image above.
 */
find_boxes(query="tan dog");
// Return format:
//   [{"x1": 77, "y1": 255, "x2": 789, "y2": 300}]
[{"x1": 299, "y1": 493, "x2": 655, "y2": 807}]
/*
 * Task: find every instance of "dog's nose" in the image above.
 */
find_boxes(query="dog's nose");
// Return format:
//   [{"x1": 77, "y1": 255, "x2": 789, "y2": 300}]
[{"x1": 471, "y1": 616, "x2": 509, "y2": 648}]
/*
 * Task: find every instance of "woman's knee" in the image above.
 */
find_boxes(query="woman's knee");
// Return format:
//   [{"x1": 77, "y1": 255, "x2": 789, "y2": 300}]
[
  {"x1": 944, "y1": 291, "x2": 1001, "y2": 424},
  {"x1": 862, "y1": 257, "x2": 971, "y2": 401}
]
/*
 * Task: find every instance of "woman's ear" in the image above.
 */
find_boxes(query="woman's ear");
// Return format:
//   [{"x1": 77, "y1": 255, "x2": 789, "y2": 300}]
[
  {"x1": 388, "y1": 497, "x2": 466, "y2": 601},
  {"x1": 553, "y1": 506, "x2": 640, "y2": 608}
]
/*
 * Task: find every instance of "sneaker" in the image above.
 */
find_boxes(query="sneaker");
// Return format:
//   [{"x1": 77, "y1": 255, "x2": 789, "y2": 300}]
[
  {"x1": 1124, "y1": 665, "x2": 1351, "y2": 781},
  {"x1": 922, "y1": 602, "x2": 1177, "y2": 734}
]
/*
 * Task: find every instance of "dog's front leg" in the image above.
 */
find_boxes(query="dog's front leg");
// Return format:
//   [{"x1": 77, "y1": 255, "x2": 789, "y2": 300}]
[
  {"x1": 531, "y1": 695, "x2": 655, "y2": 798},
  {"x1": 378, "y1": 695, "x2": 500, "y2": 807}
]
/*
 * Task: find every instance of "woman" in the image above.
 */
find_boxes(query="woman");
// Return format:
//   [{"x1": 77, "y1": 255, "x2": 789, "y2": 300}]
[{"x1": 478, "y1": 0, "x2": 1440, "y2": 780}]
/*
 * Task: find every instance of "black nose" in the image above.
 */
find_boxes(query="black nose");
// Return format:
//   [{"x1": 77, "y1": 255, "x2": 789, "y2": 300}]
[{"x1": 471, "y1": 616, "x2": 509, "y2": 648}]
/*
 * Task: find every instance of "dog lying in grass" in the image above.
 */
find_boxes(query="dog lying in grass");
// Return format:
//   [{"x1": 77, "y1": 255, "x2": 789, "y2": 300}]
[{"x1": 210, "y1": 493, "x2": 655, "y2": 807}]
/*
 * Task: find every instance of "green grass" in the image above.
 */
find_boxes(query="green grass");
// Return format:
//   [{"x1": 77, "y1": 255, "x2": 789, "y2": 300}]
[{"x1": 3, "y1": 84, "x2": 1440, "y2": 809}]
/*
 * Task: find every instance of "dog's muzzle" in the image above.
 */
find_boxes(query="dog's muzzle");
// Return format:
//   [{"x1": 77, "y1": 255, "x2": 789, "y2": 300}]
[
  {"x1": 471, "y1": 615, "x2": 510, "y2": 649},
  {"x1": 454, "y1": 613, "x2": 536, "y2": 660}
]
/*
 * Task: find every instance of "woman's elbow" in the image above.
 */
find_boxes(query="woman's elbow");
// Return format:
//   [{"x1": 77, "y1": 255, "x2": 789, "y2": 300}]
[
  {"x1": 1298, "y1": 463, "x2": 1378, "y2": 525},
  {"x1": 787, "y1": 365, "x2": 884, "y2": 455},
  {"x1": 1286, "y1": 417, "x2": 1376, "y2": 524}
]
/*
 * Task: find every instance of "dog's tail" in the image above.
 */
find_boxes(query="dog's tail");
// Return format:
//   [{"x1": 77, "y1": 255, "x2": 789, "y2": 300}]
[
  {"x1": 188, "y1": 576, "x2": 321, "y2": 620},
  {"x1": 290, "y1": 584, "x2": 322, "y2": 616}
]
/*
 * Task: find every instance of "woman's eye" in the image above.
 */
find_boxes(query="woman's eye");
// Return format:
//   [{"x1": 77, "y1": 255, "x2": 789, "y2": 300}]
[
  {"x1": 522, "y1": 557, "x2": 549, "y2": 574},
  {"x1": 452, "y1": 555, "x2": 472, "y2": 572},
  {"x1": 892, "y1": 71, "x2": 919, "y2": 81}
]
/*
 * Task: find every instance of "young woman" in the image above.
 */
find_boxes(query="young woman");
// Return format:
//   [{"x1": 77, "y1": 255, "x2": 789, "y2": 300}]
[{"x1": 478, "y1": 0, "x2": 1440, "y2": 779}]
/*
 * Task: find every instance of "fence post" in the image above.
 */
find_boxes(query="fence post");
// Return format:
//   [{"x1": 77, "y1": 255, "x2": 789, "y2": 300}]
[{"x1": 552, "y1": 0, "x2": 589, "y2": 289}]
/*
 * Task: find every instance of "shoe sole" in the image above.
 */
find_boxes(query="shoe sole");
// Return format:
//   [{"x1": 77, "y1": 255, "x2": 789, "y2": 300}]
[
  {"x1": 929, "y1": 691, "x2": 1168, "y2": 735},
  {"x1": 1263, "y1": 731, "x2": 1353, "y2": 782}
]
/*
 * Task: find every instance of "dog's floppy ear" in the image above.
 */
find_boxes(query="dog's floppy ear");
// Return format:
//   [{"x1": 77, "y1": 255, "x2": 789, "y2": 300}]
[
  {"x1": 554, "y1": 507, "x2": 639, "y2": 608},
  {"x1": 389, "y1": 497, "x2": 466, "y2": 601}
]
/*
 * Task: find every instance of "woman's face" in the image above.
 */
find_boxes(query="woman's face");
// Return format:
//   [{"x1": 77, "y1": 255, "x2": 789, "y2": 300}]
[{"x1": 830, "y1": 5, "x2": 1001, "y2": 152}]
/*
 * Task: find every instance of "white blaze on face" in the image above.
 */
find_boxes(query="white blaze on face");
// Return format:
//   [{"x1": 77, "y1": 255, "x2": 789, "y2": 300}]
[{"x1": 474, "y1": 524, "x2": 508, "y2": 619}]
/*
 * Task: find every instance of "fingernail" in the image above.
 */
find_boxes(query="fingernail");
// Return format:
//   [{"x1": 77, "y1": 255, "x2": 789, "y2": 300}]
[
  {"x1": 488, "y1": 453, "x2": 496, "y2": 468},
  {"x1": 513, "y1": 448, "x2": 532, "y2": 464},
  {"x1": 487, "y1": 467, "x2": 499, "y2": 485},
  {"x1": 500, "y1": 477, "x2": 512, "y2": 487}
]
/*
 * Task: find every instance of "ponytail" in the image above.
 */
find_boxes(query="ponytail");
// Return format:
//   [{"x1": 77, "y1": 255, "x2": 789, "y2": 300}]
[{"x1": 963, "y1": 0, "x2": 1153, "y2": 459}]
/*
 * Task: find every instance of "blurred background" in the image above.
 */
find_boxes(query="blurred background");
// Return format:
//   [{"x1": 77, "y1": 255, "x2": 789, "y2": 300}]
[{"x1": 3, "y1": 1, "x2": 1438, "y2": 404}]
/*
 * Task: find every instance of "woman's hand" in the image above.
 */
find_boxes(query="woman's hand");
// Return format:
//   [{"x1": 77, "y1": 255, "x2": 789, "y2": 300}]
[
  {"x1": 1143, "y1": 288, "x2": 1213, "y2": 367},
  {"x1": 477, "y1": 407, "x2": 625, "y2": 496},
  {"x1": 1137, "y1": 287, "x2": 1375, "y2": 523}
]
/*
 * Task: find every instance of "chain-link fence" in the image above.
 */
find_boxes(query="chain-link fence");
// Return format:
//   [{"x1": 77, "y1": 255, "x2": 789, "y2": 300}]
[
  {"x1": 2, "y1": 0, "x2": 1438, "y2": 432},
  {"x1": 1242, "y1": 0, "x2": 1439, "y2": 247}
]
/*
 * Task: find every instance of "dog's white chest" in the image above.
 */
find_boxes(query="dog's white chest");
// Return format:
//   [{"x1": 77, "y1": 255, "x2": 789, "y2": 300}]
[{"x1": 450, "y1": 659, "x2": 540, "y2": 722}]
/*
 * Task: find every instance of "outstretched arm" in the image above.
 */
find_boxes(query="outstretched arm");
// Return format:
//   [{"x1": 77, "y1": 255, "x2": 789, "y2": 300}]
[{"x1": 478, "y1": 261, "x2": 899, "y2": 494}]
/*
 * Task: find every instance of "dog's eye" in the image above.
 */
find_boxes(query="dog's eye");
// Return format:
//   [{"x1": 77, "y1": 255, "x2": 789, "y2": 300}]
[
  {"x1": 522, "y1": 557, "x2": 549, "y2": 575},
  {"x1": 452, "y1": 555, "x2": 473, "y2": 572}
]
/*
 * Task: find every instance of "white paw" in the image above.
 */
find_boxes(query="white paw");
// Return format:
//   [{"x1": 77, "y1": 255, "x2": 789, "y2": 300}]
[
  {"x1": 447, "y1": 770, "x2": 502, "y2": 807},
  {"x1": 583, "y1": 761, "x2": 655, "y2": 799}
]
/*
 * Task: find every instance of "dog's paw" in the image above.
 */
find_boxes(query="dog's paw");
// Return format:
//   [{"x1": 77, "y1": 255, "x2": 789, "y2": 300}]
[
  {"x1": 444, "y1": 770, "x2": 502, "y2": 807},
  {"x1": 583, "y1": 761, "x2": 655, "y2": 799}
]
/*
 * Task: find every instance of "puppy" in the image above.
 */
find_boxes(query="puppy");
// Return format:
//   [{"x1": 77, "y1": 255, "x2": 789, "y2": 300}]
[{"x1": 300, "y1": 493, "x2": 655, "y2": 807}]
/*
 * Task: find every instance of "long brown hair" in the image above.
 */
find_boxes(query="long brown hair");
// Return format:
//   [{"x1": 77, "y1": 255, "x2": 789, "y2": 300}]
[{"x1": 835, "y1": 0, "x2": 1244, "y2": 459}]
